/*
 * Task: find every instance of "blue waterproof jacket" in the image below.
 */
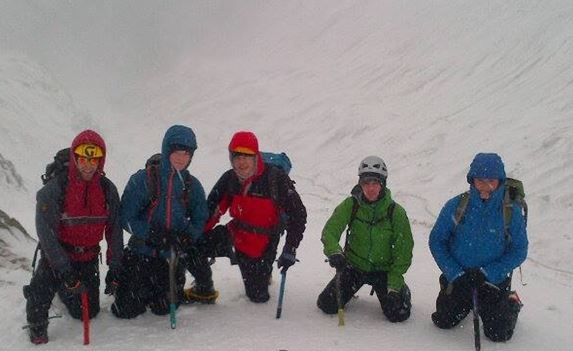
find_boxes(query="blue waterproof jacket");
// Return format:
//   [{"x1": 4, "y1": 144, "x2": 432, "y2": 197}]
[
  {"x1": 429, "y1": 183, "x2": 528, "y2": 284},
  {"x1": 121, "y1": 125, "x2": 208, "y2": 257}
]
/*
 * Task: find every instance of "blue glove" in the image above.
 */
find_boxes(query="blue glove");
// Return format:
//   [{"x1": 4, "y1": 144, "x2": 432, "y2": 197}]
[{"x1": 277, "y1": 245, "x2": 297, "y2": 274}]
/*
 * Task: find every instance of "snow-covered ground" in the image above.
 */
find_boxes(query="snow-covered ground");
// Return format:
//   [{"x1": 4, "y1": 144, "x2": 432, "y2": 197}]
[{"x1": 1, "y1": 1, "x2": 572, "y2": 350}]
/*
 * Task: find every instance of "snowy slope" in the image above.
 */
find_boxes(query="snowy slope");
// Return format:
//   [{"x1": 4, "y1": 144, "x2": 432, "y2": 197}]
[
  {"x1": 0, "y1": 52, "x2": 95, "y2": 227},
  {"x1": 1, "y1": 1, "x2": 572, "y2": 350}
]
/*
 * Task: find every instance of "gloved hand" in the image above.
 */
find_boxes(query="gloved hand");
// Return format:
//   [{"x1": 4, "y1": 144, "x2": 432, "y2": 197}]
[
  {"x1": 175, "y1": 231, "x2": 194, "y2": 253},
  {"x1": 147, "y1": 228, "x2": 169, "y2": 251},
  {"x1": 381, "y1": 289, "x2": 402, "y2": 311},
  {"x1": 206, "y1": 225, "x2": 235, "y2": 258},
  {"x1": 104, "y1": 269, "x2": 120, "y2": 295},
  {"x1": 327, "y1": 253, "x2": 346, "y2": 271},
  {"x1": 458, "y1": 268, "x2": 486, "y2": 289},
  {"x1": 277, "y1": 245, "x2": 297, "y2": 274},
  {"x1": 61, "y1": 270, "x2": 86, "y2": 295}
]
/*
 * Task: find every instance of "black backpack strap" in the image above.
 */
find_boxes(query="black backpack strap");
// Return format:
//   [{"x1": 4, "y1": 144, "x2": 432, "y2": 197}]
[
  {"x1": 181, "y1": 172, "x2": 194, "y2": 215},
  {"x1": 387, "y1": 201, "x2": 396, "y2": 228},
  {"x1": 266, "y1": 165, "x2": 283, "y2": 204},
  {"x1": 344, "y1": 197, "x2": 361, "y2": 249},
  {"x1": 145, "y1": 165, "x2": 161, "y2": 218}
]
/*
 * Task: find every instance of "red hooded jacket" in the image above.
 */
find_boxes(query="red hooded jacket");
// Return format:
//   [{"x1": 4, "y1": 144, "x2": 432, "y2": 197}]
[{"x1": 58, "y1": 130, "x2": 109, "y2": 262}]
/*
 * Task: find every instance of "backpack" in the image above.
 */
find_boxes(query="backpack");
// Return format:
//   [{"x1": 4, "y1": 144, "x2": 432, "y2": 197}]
[
  {"x1": 144, "y1": 153, "x2": 194, "y2": 214},
  {"x1": 261, "y1": 152, "x2": 292, "y2": 175},
  {"x1": 454, "y1": 177, "x2": 528, "y2": 244},
  {"x1": 41, "y1": 148, "x2": 71, "y2": 185}
]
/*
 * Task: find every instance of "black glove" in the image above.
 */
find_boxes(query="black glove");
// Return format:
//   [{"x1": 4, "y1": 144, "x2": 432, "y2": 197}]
[
  {"x1": 175, "y1": 232, "x2": 194, "y2": 253},
  {"x1": 201, "y1": 225, "x2": 236, "y2": 263},
  {"x1": 61, "y1": 270, "x2": 86, "y2": 295},
  {"x1": 381, "y1": 289, "x2": 402, "y2": 311},
  {"x1": 328, "y1": 253, "x2": 346, "y2": 271},
  {"x1": 277, "y1": 245, "x2": 297, "y2": 274},
  {"x1": 147, "y1": 229, "x2": 169, "y2": 251},
  {"x1": 458, "y1": 268, "x2": 486, "y2": 289},
  {"x1": 104, "y1": 269, "x2": 120, "y2": 295}
]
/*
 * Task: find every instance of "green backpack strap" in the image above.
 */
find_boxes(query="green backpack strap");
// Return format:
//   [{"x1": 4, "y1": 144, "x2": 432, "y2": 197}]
[
  {"x1": 455, "y1": 178, "x2": 527, "y2": 245},
  {"x1": 454, "y1": 191, "x2": 470, "y2": 228}
]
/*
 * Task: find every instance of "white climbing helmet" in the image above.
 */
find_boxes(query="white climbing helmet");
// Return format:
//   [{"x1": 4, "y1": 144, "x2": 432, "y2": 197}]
[{"x1": 358, "y1": 155, "x2": 388, "y2": 182}]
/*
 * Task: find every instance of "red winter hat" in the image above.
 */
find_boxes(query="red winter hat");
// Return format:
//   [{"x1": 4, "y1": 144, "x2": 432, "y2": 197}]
[{"x1": 228, "y1": 131, "x2": 259, "y2": 155}]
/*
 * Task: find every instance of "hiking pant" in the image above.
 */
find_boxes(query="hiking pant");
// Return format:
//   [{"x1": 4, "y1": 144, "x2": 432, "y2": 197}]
[
  {"x1": 235, "y1": 236, "x2": 280, "y2": 303},
  {"x1": 24, "y1": 257, "x2": 100, "y2": 326},
  {"x1": 431, "y1": 274, "x2": 521, "y2": 342},
  {"x1": 112, "y1": 247, "x2": 213, "y2": 319},
  {"x1": 184, "y1": 247, "x2": 215, "y2": 291},
  {"x1": 316, "y1": 265, "x2": 411, "y2": 322},
  {"x1": 112, "y1": 248, "x2": 179, "y2": 318}
]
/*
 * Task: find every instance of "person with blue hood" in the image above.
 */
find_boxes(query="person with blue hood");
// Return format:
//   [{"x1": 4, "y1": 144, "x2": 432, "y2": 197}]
[
  {"x1": 111, "y1": 125, "x2": 214, "y2": 319},
  {"x1": 429, "y1": 153, "x2": 528, "y2": 342}
]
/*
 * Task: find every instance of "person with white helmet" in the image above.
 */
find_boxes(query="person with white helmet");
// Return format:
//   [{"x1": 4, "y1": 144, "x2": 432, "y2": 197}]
[{"x1": 317, "y1": 156, "x2": 414, "y2": 322}]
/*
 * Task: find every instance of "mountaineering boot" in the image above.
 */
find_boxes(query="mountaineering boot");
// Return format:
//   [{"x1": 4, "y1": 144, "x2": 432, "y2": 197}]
[
  {"x1": 182, "y1": 283, "x2": 219, "y2": 304},
  {"x1": 29, "y1": 323, "x2": 48, "y2": 345}
]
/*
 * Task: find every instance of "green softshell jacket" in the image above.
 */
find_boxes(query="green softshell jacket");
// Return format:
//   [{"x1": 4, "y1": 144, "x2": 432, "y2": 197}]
[{"x1": 321, "y1": 188, "x2": 414, "y2": 291}]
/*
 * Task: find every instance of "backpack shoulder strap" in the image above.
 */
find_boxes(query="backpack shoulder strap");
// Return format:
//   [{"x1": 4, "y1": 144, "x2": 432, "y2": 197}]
[
  {"x1": 502, "y1": 188, "x2": 514, "y2": 245},
  {"x1": 267, "y1": 165, "x2": 287, "y2": 205},
  {"x1": 454, "y1": 191, "x2": 470, "y2": 228},
  {"x1": 387, "y1": 201, "x2": 396, "y2": 227},
  {"x1": 344, "y1": 197, "x2": 360, "y2": 249},
  {"x1": 347, "y1": 197, "x2": 360, "y2": 233},
  {"x1": 181, "y1": 171, "x2": 194, "y2": 211},
  {"x1": 145, "y1": 164, "x2": 161, "y2": 210}
]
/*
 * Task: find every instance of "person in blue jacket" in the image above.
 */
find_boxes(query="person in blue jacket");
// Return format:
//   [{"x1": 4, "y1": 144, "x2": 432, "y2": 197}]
[
  {"x1": 429, "y1": 153, "x2": 528, "y2": 342},
  {"x1": 111, "y1": 125, "x2": 215, "y2": 319}
]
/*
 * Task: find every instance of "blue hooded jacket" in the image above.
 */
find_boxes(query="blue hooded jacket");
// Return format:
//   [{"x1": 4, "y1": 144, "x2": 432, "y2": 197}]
[
  {"x1": 121, "y1": 125, "x2": 208, "y2": 257},
  {"x1": 429, "y1": 153, "x2": 528, "y2": 284}
]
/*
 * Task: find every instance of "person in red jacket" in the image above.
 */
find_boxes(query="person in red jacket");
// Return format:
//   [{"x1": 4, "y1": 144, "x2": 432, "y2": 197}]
[
  {"x1": 23, "y1": 130, "x2": 123, "y2": 344},
  {"x1": 191, "y1": 131, "x2": 307, "y2": 303}
]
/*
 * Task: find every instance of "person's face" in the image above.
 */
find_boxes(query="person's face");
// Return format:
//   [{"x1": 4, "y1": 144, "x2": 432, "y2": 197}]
[
  {"x1": 360, "y1": 180, "x2": 383, "y2": 202},
  {"x1": 232, "y1": 154, "x2": 256, "y2": 180},
  {"x1": 76, "y1": 156, "x2": 100, "y2": 181},
  {"x1": 169, "y1": 150, "x2": 192, "y2": 171},
  {"x1": 473, "y1": 178, "x2": 500, "y2": 200}
]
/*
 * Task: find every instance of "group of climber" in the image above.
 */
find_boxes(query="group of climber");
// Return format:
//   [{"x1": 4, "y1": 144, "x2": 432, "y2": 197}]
[{"x1": 23, "y1": 125, "x2": 527, "y2": 346}]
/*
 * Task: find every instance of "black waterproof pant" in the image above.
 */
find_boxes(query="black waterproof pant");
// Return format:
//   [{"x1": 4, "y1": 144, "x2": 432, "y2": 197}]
[
  {"x1": 236, "y1": 237, "x2": 280, "y2": 303},
  {"x1": 431, "y1": 274, "x2": 521, "y2": 342},
  {"x1": 317, "y1": 265, "x2": 411, "y2": 322},
  {"x1": 24, "y1": 257, "x2": 100, "y2": 326},
  {"x1": 112, "y1": 247, "x2": 213, "y2": 319}
]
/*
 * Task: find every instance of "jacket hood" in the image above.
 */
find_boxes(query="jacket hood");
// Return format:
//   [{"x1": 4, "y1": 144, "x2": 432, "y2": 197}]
[
  {"x1": 160, "y1": 125, "x2": 197, "y2": 172},
  {"x1": 466, "y1": 153, "x2": 506, "y2": 184},
  {"x1": 228, "y1": 131, "x2": 265, "y2": 180},
  {"x1": 161, "y1": 125, "x2": 197, "y2": 156},
  {"x1": 69, "y1": 129, "x2": 107, "y2": 178}
]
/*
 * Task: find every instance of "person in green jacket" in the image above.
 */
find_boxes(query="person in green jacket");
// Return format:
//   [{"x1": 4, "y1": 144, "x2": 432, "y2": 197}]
[{"x1": 317, "y1": 155, "x2": 414, "y2": 322}]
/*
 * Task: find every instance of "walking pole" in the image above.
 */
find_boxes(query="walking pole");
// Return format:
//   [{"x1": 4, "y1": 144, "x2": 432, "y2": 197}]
[
  {"x1": 335, "y1": 271, "x2": 345, "y2": 327},
  {"x1": 168, "y1": 244, "x2": 179, "y2": 329},
  {"x1": 81, "y1": 292, "x2": 90, "y2": 345},
  {"x1": 275, "y1": 272, "x2": 287, "y2": 319},
  {"x1": 472, "y1": 288, "x2": 481, "y2": 351}
]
